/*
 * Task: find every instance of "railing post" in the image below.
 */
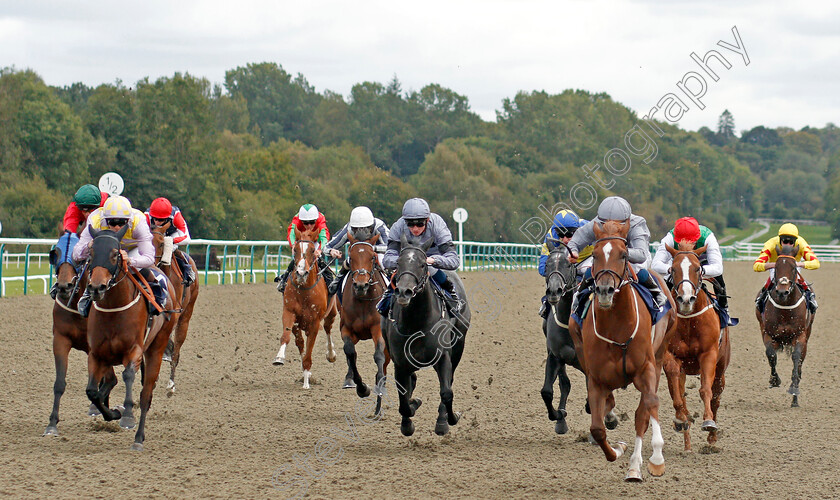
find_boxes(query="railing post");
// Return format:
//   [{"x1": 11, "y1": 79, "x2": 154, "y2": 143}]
[
  {"x1": 204, "y1": 245, "x2": 211, "y2": 286},
  {"x1": 23, "y1": 244, "x2": 31, "y2": 295},
  {"x1": 250, "y1": 245, "x2": 255, "y2": 283},
  {"x1": 263, "y1": 245, "x2": 268, "y2": 284},
  {"x1": 234, "y1": 245, "x2": 241, "y2": 284},
  {"x1": 0, "y1": 243, "x2": 5, "y2": 298},
  {"x1": 221, "y1": 245, "x2": 228, "y2": 285}
]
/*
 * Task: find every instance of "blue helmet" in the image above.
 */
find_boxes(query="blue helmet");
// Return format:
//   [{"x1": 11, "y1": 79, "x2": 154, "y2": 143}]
[{"x1": 551, "y1": 210, "x2": 584, "y2": 238}]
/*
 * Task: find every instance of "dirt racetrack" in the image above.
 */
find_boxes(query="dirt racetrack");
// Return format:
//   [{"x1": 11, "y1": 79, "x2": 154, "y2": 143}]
[{"x1": 1, "y1": 261, "x2": 839, "y2": 499}]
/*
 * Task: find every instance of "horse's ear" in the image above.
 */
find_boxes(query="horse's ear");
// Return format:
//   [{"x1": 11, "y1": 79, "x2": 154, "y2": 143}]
[
  {"x1": 593, "y1": 221, "x2": 605, "y2": 239},
  {"x1": 666, "y1": 245, "x2": 678, "y2": 257},
  {"x1": 421, "y1": 237, "x2": 433, "y2": 252},
  {"x1": 89, "y1": 225, "x2": 100, "y2": 239},
  {"x1": 775, "y1": 243, "x2": 782, "y2": 256},
  {"x1": 366, "y1": 231, "x2": 378, "y2": 245},
  {"x1": 293, "y1": 226, "x2": 301, "y2": 241},
  {"x1": 694, "y1": 244, "x2": 707, "y2": 256},
  {"x1": 347, "y1": 230, "x2": 357, "y2": 244},
  {"x1": 115, "y1": 223, "x2": 130, "y2": 240},
  {"x1": 617, "y1": 219, "x2": 630, "y2": 238},
  {"x1": 793, "y1": 244, "x2": 800, "y2": 256},
  {"x1": 49, "y1": 248, "x2": 59, "y2": 266}
]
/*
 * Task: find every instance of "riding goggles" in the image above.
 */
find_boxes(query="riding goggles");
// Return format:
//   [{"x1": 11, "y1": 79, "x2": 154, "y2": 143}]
[
  {"x1": 107, "y1": 218, "x2": 129, "y2": 227},
  {"x1": 780, "y1": 236, "x2": 796, "y2": 245},
  {"x1": 406, "y1": 219, "x2": 427, "y2": 228}
]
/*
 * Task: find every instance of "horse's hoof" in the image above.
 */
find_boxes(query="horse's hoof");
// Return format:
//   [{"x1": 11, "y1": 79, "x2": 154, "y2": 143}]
[
  {"x1": 769, "y1": 376, "x2": 781, "y2": 388},
  {"x1": 791, "y1": 396, "x2": 799, "y2": 408},
  {"x1": 615, "y1": 441, "x2": 628, "y2": 457},
  {"x1": 435, "y1": 420, "x2": 450, "y2": 436},
  {"x1": 162, "y1": 353, "x2": 172, "y2": 363},
  {"x1": 625, "y1": 468, "x2": 643, "y2": 482},
  {"x1": 119, "y1": 416, "x2": 136, "y2": 429},
  {"x1": 43, "y1": 426, "x2": 59, "y2": 437},
  {"x1": 273, "y1": 356, "x2": 285, "y2": 366},
  {"x1": 88, "y1": 404, "x2": 101, "y2": 417},
  {"x1": 674, "y1": 421, "x2": 685, "y2": 432},
  {"x1": 357, "y1": 383, "x2": 371, "y2": 398},
  {"x1": 588, "y1": 433, "x2": 597, "y2": 445},
  {"x1": 701, "y1": 420, "x2": 717, "y2": 432},
  {"x1": 342, "y1": 379, "x2": 356, "y2": 389},
  {"x1": 326, "y1": 353, "x2": 336, "y2": 363},
  {"x1": 409, "y1": 398, "x2": 422, "y2": 412},
  {"x1": 401, "y1": 419, "x2": 415, "y2": 436},
  {"x1": 647, "y1": 461, "x2": 665, "y2": 477},
  {"x1": 103, "y1": 409, "x2": 122, "y2": 422},
  {"x1": 448, "y1": 411, "x2": 461, "y2": 426},
  {"x1": 130, "y1": 442, "x2": 143, "y2": 452},
  {"x1": 554, "y1": 419, "x2": 568, "y2": 435},
  {"x1": 605, "y1": 412, "x2": 619, "y2": 430}
]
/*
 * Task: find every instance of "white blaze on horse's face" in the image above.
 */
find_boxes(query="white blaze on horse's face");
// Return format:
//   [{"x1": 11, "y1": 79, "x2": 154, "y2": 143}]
[
  {"x1": 679, "y1": 256, "x2": 693, "y2": 299},
  {"x1": 297, "y1": 242, "x2": 309, "y2": 274},
  {"x1": 603, "y1": 242, "x2": 613, "y2": 263}
]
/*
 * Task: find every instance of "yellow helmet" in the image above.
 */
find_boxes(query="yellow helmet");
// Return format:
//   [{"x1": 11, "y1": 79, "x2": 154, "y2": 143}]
[
  {"x1": 102, "y1": 196, "x2": 132, "y2": 219},
  {"x1": 778, "y1": 223, "x2": 799, "y2": 238}
]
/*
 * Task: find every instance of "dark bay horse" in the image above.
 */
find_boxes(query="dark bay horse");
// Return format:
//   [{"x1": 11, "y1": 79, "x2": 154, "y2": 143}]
[
  {"x1": 273, "y1": 228, "x2": 338, "y2": 388},
  {"x1": 569, "y1": 220, "x2": 676, "y2": 481},
  {"x1": 339, "y1": 230, "x2": 390, "y2": 413},
  {"x1": 151, "y1": 224, "x2": 200, "y2": 397},
  {"x1": 383, "y1": 235, "x2": 470, "y2": 436},
  {"x1": 662, "y1": 242, "x2": 731, "y2": 451},
  {"x1": 84, "y1": 225, "x2": 178, "y2": 450},
  {"x1": 44, "y1": 233, "x2": 117, "y2": 436},
  {"x1": 757, "y1": 243, "x2": 815, "y2": 407}
]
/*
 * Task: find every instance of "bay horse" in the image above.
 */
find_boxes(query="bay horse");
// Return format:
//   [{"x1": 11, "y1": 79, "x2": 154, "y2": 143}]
[
  {"x1": 44, "y1": 233, "x2": 117, "y2": 437},
  {"x1": 84, "y1": 225, "x2": 178, "y2": 450},
  {"x1": 339, "y1": 230, "x2": 390, "y2": 414},
  {"x1": 662, "y1": 241, "x2": 731, "y2": 451},
  {"x1": 568, "y1": 220, "x2": 676, "y2": 482},
  {"x1": 151, "y1": 224, "x2": 200, "y2": 397},
  {"x1": 273, "y1": 228, "x2": 338, "y2": 389},
  {"x1": 756, "y1": 243, "x2": 815, "y2": 407},
  {"x1": 383, "y1": 235, "x2": 470, "y2": 436},
  {"x1": 540, "y1": 241, "x2": 619, "y2": 435}
]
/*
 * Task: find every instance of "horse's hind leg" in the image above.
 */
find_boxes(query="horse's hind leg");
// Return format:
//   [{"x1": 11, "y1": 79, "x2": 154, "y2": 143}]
[
  {"x1": 541, "y1": 352, "x2": 561, "y2": 423},
  {"x1": 631, "y1": 363, "x2": 665, "y2": 480},
  {"x1": 167, "y1": 308, "x2": 193, "y2": 396},
  {"x1": 708, "y1": 372, "x2": 725, "y2": 445},
  {"x1": 395, "y1": 368, "x2": 420, "y2": 436},
  {"x1": 119, "y1": 354, "x2": 141, "y2": 430},
  {"x1": 44, "y1": 335, "x2": 72, "y2": 436},
  {"x1": 323, "y1": 300, "x2": 337, "y2": 363},
  {"x1": 273, "y1": 309, "x2": 296, "y2": 366},
  {"x1": 789, "y1": 341, "x2": 805, "y2": 407},
  {"x1": 555, "y1": 363, "x2": 572, "y2": 435},
  {"x1": 434, "y1": 352, "x2": 459, "y2": 436},
  {"x1": 764, "y1": 336, "x2": 781, "y2": 387},
  {"x1": 342, "y1": 330, "x2": 368, "y2": 397},
  {"x1": 133, "y1": 329, "x2": 168, "y2": 451},
  {"x1": 698, "y1": 349, "x2": 719, "y2": 432},
  {"x1": 663, "y1": 353, "x2": 690, "y2": 450},
  {"x1": 604, "y1": 391, "x2": 619, "y2": 430},
  {"x1": 587, "y1": 382, "x2": 626, "y2": 462}
]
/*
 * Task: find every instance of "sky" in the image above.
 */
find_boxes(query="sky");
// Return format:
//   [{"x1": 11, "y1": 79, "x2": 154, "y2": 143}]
[{"x1": 1, "y1": 0, "x2": 838, "y2": 133}]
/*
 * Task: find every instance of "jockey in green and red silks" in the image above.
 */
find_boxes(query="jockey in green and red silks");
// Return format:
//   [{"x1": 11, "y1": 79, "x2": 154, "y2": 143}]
[{"x1": 276, "y1": 204, "x2": 334, "y2": 294}]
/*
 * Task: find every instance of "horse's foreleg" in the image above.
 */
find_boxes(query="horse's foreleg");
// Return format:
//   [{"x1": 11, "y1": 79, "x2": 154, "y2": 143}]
[
  {"x1": 698, "y1": 348, "x2": 719, "y2": 431},
  {"x1": 556, "y1": 364, "x2": 573, "y2": 435},
  {"x1": 541, "y1": 352, "x2": 561, "y2": 423},
  {"x1": 395, "y1": 368, "x2": 419, "y2": 436},
  {"x1": 372, "y1": 331, "x2": 388, "y2": 416},
  {"x1": 631, "y1": 362, "x2": 665, "y2": 480},
  {"x1": 708, "y1": 372, "x2": 726, "y2": 445},
  {"x1": 119, "y1": 346, "x2": 143, "y2": 430},
  {"x1": 434, "y1": 352, "x2": 459, "y2": 436},
  {"x1": 604, "y1": 391, "x2": 618, "y2": 430},
  {"x1": 763, "y1": 334, "x2": 781, "y2": 387},
  {"x1": 789, "y1": 342, "x2": 804, "y2": 407},
  {"x1": 100, "y1": 368, "x2": 118, "y2": 411},
  {"x1": 274, "y1": 309, "x2": 296, "y2": 366},
  {"x1": 663, "y1": 352, "x2": 690, "y2": 450},
  {"x1": 167, "y1": 307, "x2": 193, "y2": 396},
  {"x1": 324, "y1": 301, "x2": 337, "y2": 363},
  {"x1": 301, "y1": 323, "x2": 319, "y2": 389},
  {"x1": 342, "y1": 330, "x2": 367, "y2": 396},
  {"x1": 587, "y1": 381, "x2": 625, "y2": 462},
  {"x1": 45, "y1": 335, "x2": 72, "y2": 436}
]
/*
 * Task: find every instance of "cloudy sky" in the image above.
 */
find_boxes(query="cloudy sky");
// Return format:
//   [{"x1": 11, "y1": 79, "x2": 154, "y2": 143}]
[{"x1": 1, "y1": 0, "x2": 838, "y2": 133}]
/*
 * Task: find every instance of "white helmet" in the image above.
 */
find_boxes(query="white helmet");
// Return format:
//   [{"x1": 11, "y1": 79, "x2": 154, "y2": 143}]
[
  {"x1": 298, "y1": 204, "x2": 319, "y2": 221},
  {"x1": 349, "y1": 206, "x2": 374, "y2": 228}
]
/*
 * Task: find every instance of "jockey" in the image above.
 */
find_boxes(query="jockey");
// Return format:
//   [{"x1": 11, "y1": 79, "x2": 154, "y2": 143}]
[
  {"x1": 537, "y1": 209, "x2": 592, "y2": 318},
  {"x1": 49, "y1": 184, "x2": 109, "y2": 298},
  {"x1": 145, "y1": 197, "x2": 196, "y2": 286},
  {"x1": 275, "y1": 204, "x2": 335, "y2": 294},
  {"x1": 73, "y1": 196, "x2": 166, "y2": 317},
  {"x1": 753, "y1": 223, "x2": 819, "y2": 313},
  {"x1": 380, "y1": 198, "x2": 463, "y2": 315},
  {"x1": 61, "y1": 184, "x2": 109, "y2": 235},
  {"x1": 651, "y1": 217, "x2": 728, "y2": 311},
  {"x1": 326, "y1": 206, "x2": 390, "y2": 296},
  {"x1": 568, "y1": 196, "x2": 667, "y2": 309}
]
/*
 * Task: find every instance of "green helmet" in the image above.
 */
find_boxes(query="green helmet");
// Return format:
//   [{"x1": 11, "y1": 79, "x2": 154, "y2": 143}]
[{"x1": 73, "y1": 184, "x2": 101, "y2": 207}]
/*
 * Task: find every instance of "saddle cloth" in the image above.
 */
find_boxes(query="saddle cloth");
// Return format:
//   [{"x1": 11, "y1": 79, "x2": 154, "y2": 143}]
[{"x1": 572, "y1": 282, "x2": 671, "y2": 326}]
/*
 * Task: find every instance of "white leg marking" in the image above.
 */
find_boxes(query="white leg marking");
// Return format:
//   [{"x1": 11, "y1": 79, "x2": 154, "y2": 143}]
[
  {"x1": 279, "y1": 344, "x2": 287, "y2": 358},
  {"x1": 303, "y1": 369, "x2": 311, "y2": 389},
  {"x1": 628, "y1": 436, "x2": 644, "y2": 474},
  {"x1": 650, "y1": 417, "x2": 665, "y2": 465},
  {"x1": 603, "y1": 242, "x2": 613, "y2": 263}
]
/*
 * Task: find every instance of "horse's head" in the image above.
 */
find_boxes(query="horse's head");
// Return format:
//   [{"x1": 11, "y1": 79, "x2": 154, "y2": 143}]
[
  {"x1": 395, "y1": 234, "x2": 432, "y2": 306},
  {"x1": 544, "y1": 239, "x2": 576, "y2": 307},
  {"x1": 347, "y1": 230, "x2": 380, "y2": 298},
  {"x1": 150, "y1": 223, "x2": 169, "y2": 263},
  {"x1": 292, "y1": 228, "x2": 320, "y2": 285},
  {"x1": 667, "y1": 240, "x2": 706, "y2": 315},
  {"x1": 772, "y1": 243, "x2": 800, "y2": 300},
  {"x1": 86, "y1": 224, "x2": 129, "y2": 302},
  {"x1": 591, "y1": 220, "x2": 630, "y2": 308},
  {"x1": 50, "y1": 232, "x2": 80, "y2": 300}
]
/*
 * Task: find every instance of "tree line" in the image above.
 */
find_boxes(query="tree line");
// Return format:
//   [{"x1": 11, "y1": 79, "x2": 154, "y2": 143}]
[{"x1": 1, "y1": 63, "x2": 837, "y2": 242}]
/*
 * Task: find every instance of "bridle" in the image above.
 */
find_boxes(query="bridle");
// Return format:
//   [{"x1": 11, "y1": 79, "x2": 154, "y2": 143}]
[
  {"x1": 292, "y1": 239, "x2": 321, "y2": 290},
  {"x1": 545, "y1": 247, "x2": 577, "y2": 297},
  {"x1": 396, "y1": 246, "x2": 428, "y2": 297},
  {"x1": 592, "y1": 236, "x2": 631, "y2": 292},
  {"x1": 670, "y1": 250, "x2": 704, "y2": 300},
  {"x1": 348, "y1": 241, "x2": 386, "y2": 300},
  {"x1": 87, "y1": 232, "x2": 129, "y2": 294}
]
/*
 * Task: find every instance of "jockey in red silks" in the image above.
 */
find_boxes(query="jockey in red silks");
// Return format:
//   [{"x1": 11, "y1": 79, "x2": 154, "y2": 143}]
[
  {"x1": 275, "y1": 204, "x2": 335, "y2": 294},
  {"x1": 145, "y1": 197, "x2": 196, "y2": 286}
]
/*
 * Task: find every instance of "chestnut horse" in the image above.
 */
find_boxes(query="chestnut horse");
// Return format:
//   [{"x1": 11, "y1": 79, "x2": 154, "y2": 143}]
[
  {"x1": 569, "y1": 220, "x2": 676, "y2": 482},
  {"x1": 756, "y1": 243, "x2": 815, "y2": 407},
  {"x1": 84, "y1": 225, "x2": 178, "y2": 450},
  {"x1": 273, "y1": 228, "x2": 338, "y2": 388},
  {"x1": 339, "y1": 230, "x2": 390, "y2": 413},
  {"x1": 44, "y1": 233, "x2": 117, "y2": 436},
  {"x1": 151, "y1": 224, "x2": 200, "y2": 397},
  {"x1": 662, "y1": 242, "x2": 731, "y2": 451}
]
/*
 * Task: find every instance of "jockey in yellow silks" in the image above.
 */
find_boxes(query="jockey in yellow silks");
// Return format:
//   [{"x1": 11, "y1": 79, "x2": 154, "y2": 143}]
[{"x1": 753, "y1": 223, "x2": 819, "y2": 313}]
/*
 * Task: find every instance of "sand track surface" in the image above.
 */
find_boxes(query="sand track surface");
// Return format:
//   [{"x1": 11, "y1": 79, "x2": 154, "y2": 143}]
[{"x1": 1, "y1": 262, "x2": 838, "y2": 498}]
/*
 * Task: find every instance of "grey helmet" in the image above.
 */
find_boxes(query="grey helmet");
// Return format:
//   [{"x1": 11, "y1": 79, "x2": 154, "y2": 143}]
[
  {"x1": 597, "y1": 196, "x2": 631, "y2": 221},
  {"x1": 402, "y1": 198, "x2": 430, "y2": 219}
]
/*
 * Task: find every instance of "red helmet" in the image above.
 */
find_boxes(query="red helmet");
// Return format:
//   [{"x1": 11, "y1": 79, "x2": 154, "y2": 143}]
[
  {"x1": 149, "y1": 198, "x2": 173, "y2": 219},
  {"x1": 674, "y1": 217, "x2": 700, "y2": 243}
]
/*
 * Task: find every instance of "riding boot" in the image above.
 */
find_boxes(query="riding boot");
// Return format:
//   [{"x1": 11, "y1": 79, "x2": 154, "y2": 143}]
[
  {"x1": 713, "y1": 275, "x2": 729, "y2": 311},
  {"x1": 319, "y1": 257, "x2": 337, "y2": 296},
  {"x1": 755, "y1": 286, "x2": 769, "y2": 313},
  {"x1": 177, "y1": 253, "x2": 195, "y2": 286},
  {"x1": 439, "y1": 278, "x2": 464, "y2": 314},
  {"x1": 49, "y1": 282, "x2": 59, "y2": 300},
  {"x1": 377, "y1": 288, "x2": 393, "y2": 316},
  {"x1": 329, "y1": 264, "x2": 349, "y2": 296},
  {"x1": 274, "y1": 261, "x2": 295, "y2": 293},
  {"x1": 139, "y1": 268, "x2": 165, "y2": 316},
  {"x1": 571, "y1": 277, "x2": 593, "y2": 317},
  {"x1": 640, "y1": 272, "x2": 668, "y2": 309},
  {"x1": 805, "y1": 287, "x2": 818, "y2": 313},
  {"x1": 538, "y1": 297, "x2": 549, "y2": 319},
  {"x1": 77, "y1": 289, "x2": 93, "y2": 317}
]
